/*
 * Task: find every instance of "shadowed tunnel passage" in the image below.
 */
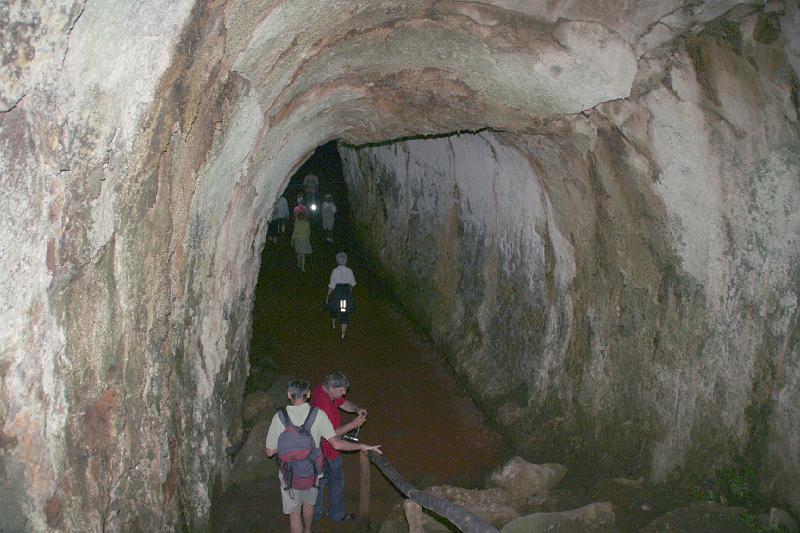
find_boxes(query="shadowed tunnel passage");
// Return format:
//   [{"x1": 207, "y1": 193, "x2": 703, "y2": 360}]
[{"x1": 210, "y1": 141, "x2": 506, "y2": 531}]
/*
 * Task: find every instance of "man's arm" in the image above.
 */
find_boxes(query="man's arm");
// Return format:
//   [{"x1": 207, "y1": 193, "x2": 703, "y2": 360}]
[
  {"x1": 341, "y1": 400, "x2": 367, "y2": 417},
  {"x1": 328, "y1": 436, "x2": 382, "y2": 455},
  {"x1": 266, "y1": 447, "x2": 276, "y2": 458},
  {"x1": 332, "y1": 413, "x2": 366, "y2": 437}
]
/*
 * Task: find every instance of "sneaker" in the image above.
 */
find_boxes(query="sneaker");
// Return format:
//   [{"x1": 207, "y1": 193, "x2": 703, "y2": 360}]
[{"x1": 334, "y1": 513, "x2": 355, "y2": 522}]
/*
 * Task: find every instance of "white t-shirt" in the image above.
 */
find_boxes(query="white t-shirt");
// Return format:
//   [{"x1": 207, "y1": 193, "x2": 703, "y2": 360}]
[
  {"x1": 273, "y1": 197, "x2": 290, "y2": 219},
  {"x1": 328, "y1": 265, "x2": 356, "y2": 289},
  {"x1": 321, "y1": 201, "x2": 337, "y2": 218},
  {"x1": 266, "y1": 403, "x2": 336, "y2": 450},
  {"x1": 303, "y1": 174, "x2": 319, "y2": 193}
]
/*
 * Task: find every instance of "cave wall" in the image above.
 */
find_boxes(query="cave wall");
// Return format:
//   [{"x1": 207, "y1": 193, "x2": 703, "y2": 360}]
[
  {"x1": 1, "y1": 0, "x2": 798, "y2": 530},
  {"x1": 340, "y1": 17, "x2": 800, "y2": 511}
]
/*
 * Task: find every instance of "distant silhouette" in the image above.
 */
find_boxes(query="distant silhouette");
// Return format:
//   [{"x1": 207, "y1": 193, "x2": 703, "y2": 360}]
[
  {"x1": 321, "y1": 194, "x2": 337, "y2": 243},
  {"x1": 268, "y1": 196, "x2": 290, "y2": 244},
  {"x1": 326, "y1": 252, "x2": 355, "y2": 338},
  {"x1": 293, "y1": 194, "x2": 306, "y2": 221},
  {"x1": 291, "y1": 211, "x2": 312, "y2": 272}
]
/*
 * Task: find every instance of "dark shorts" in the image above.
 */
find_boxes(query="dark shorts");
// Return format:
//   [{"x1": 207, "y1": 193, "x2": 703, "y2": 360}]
[
  {"x1": 268, "y1": 218, "x2": 286, "y2": 236},
  {"x1": 328, "y1": 284, "x2": 355, "y2": 322},
  {"x1": 330, "y1": 309, "x2": 350, "y2": 324}
]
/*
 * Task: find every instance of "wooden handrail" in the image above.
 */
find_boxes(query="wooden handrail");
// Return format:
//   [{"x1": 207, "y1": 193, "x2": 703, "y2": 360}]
[{"x1": 364, "y1": 451, "x2": 500, "y2": 533}]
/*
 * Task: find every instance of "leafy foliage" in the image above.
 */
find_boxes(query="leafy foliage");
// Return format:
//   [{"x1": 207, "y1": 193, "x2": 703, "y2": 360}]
[{"x1": 692, "y1": 466, "x2": 794, "y2": 532}]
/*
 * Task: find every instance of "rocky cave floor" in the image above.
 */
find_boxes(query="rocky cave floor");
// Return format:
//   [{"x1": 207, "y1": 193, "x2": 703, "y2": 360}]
[{"x1": 209, "y1": 212, "x2": 775, "y2": 533}]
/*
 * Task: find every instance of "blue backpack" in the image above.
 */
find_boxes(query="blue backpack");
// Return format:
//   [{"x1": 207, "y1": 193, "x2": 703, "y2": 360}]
[{"x1": 276, "y1": 407, "x2": 323, "y2": 493}]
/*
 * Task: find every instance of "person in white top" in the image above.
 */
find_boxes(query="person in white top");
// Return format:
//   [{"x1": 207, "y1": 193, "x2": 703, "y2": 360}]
[
  {"x1": 275, "y1": 196, "x2": 290, "y2": 234},
  {"x1": 321, "y1": 194, "x2": 337, "y2": 243},
  {"x1": 268, "y1": 196, "x2": 290, "y2": 243},
  {"x1": 326, "y1": 252, "x2": 356, "y2": 339},
  {"x1": 266, "y1": 379, "x2": 381, "y2": 533},
  {"x1": 303, "y1": 174, "x2": 319, "y2": 196}
]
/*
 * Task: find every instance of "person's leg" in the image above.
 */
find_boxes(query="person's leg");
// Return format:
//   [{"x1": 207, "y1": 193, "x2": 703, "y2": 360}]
[
  {"x1": 296, "y1": 252, "x2": 302, "y2": 269},
  {"x1": 340, "y1": 313, "x2": 349, "y2": 339},
  {"x1": 313, "y1": 467, "x2": 329, "y2": 521},
  {"x1": 302, "y1": 501, "x2": 315, "y2": 533},
  {"x1": 281, "y1": 478, "x2": 303, "y2": 529},
  {"x1": 289, "y1": 510, "x2": 303, "y2": 533},
  {"x1": 300, "y1": 253, "x2": 306, "y2": 271},
  {"x1": 327, "y1": 457, "x2": 348, "y2": 520}
]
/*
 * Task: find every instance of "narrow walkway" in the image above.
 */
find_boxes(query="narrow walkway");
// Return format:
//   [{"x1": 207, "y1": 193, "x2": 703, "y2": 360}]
[{"x1": 214, "y1": 205, "x2": 505, "y2": 531}]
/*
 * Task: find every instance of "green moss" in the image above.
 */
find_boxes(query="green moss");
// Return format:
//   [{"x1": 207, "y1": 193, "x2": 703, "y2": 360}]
[
  {"x1": 0, "y1": 457, "x2": 29, "y2": 531},
  {"x1": 703, "y1": 17, "x2": 744, "y2": 51},
  {"x1": 753, "y1": 12, "x2": 782, "y2": 45}
]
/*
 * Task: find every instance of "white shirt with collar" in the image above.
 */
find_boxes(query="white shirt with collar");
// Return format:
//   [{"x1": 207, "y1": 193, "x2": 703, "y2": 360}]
[{"x1": 328, "y1": 265, "x2": 356, "y2": 289}]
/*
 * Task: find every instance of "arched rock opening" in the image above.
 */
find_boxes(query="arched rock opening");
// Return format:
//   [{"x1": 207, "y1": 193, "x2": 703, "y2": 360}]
[{"x1": 2, "y1": 1, "x2": 799, "y2": 530}]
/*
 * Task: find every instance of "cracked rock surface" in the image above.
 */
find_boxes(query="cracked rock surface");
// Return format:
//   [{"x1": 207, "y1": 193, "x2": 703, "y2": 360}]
[{"x1": 1, "y1": 0, "x2": 798, "y2": 530}]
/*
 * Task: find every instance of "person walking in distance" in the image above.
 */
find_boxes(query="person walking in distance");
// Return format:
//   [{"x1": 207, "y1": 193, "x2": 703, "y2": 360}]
[
  {"x1": 303, "y1": 173, "x2": 319, "y2": 197},
  {"x1": 267, "y1": 195, "x2": 290, "y2": 244},
  {"x1": 291, "y1": 210, "x2": 312, "y2": 272},
  {"x1": 326, "y1": 252, "x2": 355, "y2": 338},
  {"x1": 321, "y1": 194, "x2": 337, "y2": 243},
  {"x1": 293, "y1": 194, "x2": 306, "y2": 221},
  {"x1": 266, "y1": 379, "x2": 381, "y2": 533},
  {"x1": 310, "y1": 371, "x2": 369, "y2": 523},
  {"x1": 275, "y1": 195, "x2": 290, "y2": 235}
]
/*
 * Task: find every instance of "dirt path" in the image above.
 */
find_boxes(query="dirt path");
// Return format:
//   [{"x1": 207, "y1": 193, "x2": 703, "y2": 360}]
[{"x1": 211, "y1": 207, "x2": 505, "y2": 532}]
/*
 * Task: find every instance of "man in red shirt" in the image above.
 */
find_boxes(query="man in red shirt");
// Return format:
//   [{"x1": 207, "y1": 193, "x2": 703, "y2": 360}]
[{"x1": 310, "y1": 371, "x2": 368, "y2": 522}]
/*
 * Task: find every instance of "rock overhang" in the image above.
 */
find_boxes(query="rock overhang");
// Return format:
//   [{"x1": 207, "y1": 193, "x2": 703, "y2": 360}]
[{"x1": 230, "y1": 1, "x2": 638, "y2": 151}]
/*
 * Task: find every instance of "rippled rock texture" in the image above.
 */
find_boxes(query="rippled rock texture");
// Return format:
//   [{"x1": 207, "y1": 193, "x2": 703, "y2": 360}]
[{"x1": 1, "y1": 0, "x2": 798, "y2": 530}]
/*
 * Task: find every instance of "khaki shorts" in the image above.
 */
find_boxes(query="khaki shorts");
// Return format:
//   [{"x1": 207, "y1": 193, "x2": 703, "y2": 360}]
[{"x1": 280, "y1": 483, "x2": 319, "y2": 514}]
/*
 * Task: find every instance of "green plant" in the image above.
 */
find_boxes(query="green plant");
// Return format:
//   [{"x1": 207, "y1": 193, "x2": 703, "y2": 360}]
[
  {"x1": 738, "y1": 511, "x2": 790, "y2": 533},
  {"x1": 715, "y1": 466, "x2": 759, "y2": 509}
]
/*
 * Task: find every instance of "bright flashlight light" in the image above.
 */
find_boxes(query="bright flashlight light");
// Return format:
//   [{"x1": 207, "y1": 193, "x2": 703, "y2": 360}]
[{"x1": 310, "y1": 203, "x2": 317, "y2": 211}]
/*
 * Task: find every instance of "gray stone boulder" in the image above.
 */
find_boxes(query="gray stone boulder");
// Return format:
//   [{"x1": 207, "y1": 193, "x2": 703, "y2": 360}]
[
  {"x1": 769, "y1": 507, "x2": 799, "y2": 533},
  {"x1": 501, "y1": 513, "x2": 580, "y2": 533},
  {"x1": 501, "y1": 501, "x2": 614, "y2": 532},
  {"x1": 424, "y1": 485, "x2": 521, "y2": 527},
  {"x1": 266, "y1": 376, "x2": 293, "y2": 407},
  {"x1": 640, "y1": 501, "x2": 749, "y2": 532},
  {"x1": 488, "y1": 457, "x2": 567, "y2": 506},
  {"x1": 241, "y1": 390, "x2": 269, "y2": 425},
  {"x1": 560, "y1": 502, "x2": 615, "y2": 527},
  {"x1": 227, "y1": 420, "x2": 277, "y2": 488}
]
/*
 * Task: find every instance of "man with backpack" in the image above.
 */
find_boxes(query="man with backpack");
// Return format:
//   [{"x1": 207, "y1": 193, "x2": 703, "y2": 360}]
[{"x1": 266, "y1": 379, "x2": 381, "y2": 533}]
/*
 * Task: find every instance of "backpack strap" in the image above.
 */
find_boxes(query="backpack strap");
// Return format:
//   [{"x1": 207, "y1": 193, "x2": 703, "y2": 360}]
[
  {"x1": 279, "y1": 406, "x2": 317, "y2": 432},
  {"x1": 301, "y1": 406, "x2": 319, "y2": 433},
  {"x1": 278, "y1": 407, "x2": 296, "y2": 429}
]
